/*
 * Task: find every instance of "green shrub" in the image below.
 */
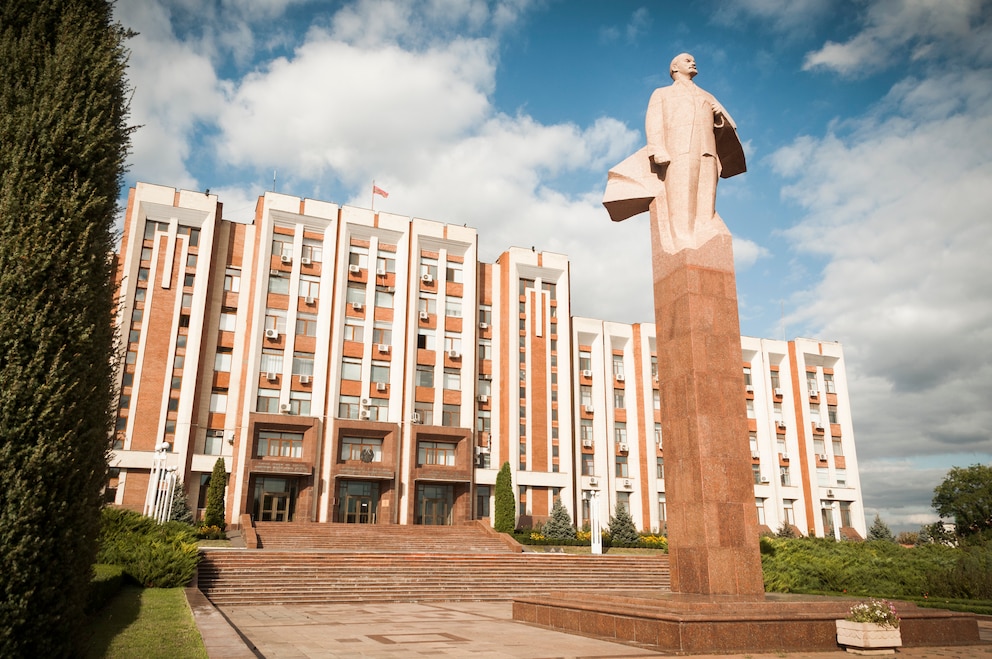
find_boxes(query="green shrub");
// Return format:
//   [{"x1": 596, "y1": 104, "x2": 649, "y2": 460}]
[
  {"x1": 925, "y1": 544, "x2": 992, "y2": 599},
  {"x1": 97, "y1": 507, "x2": 200, "y2": 588},
  {"x1": 86, "y1": 564, "x2": 124, "y2": 614},
  {"x1": 607, "y1": 503, "x2": 640, "y2": 546},
  {"x1": 494, "y1": 462, "x2": 515, "y2": 533},
  {"x1": 196, "y1": 524, "x2": 227, "y2": 540},
  {"x1": 204, "y1": 458, "x2": 227, "y2": 530},
  {"x1": 542, "y1": 497, "x2": 576, "y2": 540}
]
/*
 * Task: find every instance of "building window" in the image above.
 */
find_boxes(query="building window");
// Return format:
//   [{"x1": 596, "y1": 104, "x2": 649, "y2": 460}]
[
  {"x1": 272, "y1": 236, "x2": 293, "y2": 259},
  {"x1": 267, "y1": 273, "x2": 290, "y2": 295},
  {"x1": 756, "y1": 498, "x2": 766, "y2": 525},
  {"x1": 341, "y1": 358, "x2": 362, "y2": 381},
  {"x1": 615, "y1": 455, "x2": 629, "y2": 478},
  {"x1": 614, "y1": 423, "x2": 627, "y2": 444},
  {"x1": 654, "y1": 423, "x2": 663, "y2": 449},
  {"x1": 783, "y1": 499, "x2": 796, "y2": 525},
  {"x1": 581, "y1": 454, "x2": 594, "y2": 476},
  {"x1": 371, "y1": 362, "x2": 390, "y2": 384},
  {"x1": 478, "y1": 304, "x2": 492, "y2": 326},
  {"x1": 617, "y1": 491, "x2": 630, "y2": 512},
  {"x1": 375, "y1": 255, "x2": 395, "y2": 273},
  {"x1": 478, "y1": 379, "x2": 491, "y2": 397},
  {"x1": 289, "y1": 391, "x2": 311, "y2": 415},
  {"x1": 476, "y1": 485, "x2": 491, "y2": 519},
  {"x1": 780, "y1": 465, "x2": 791, "y2": 486},
  {"x1": 743, "y1": 366, "x2": 752, "y2": 386},
  {"x1": 418, "y1": 441, "x2": 455, "y2": 466},
  {"x1": 752, "y1": 463, "x2": 762, "y2": 485},
  {"x1": 420, "y1": 257, "x2": 438, "y2": 280},
  {"x1": 828, "y1": 405, "x2": 838, "y2": 424},
  {"x1": 658, "y1": 494, "x2": 667, "y2": 525},
  {"x1": 653, "y1": 390, "x2": 661, "y2": 410},
  {"x1": 518, "y1": 278, "x2": 533, "y2": 296},
  {"x1": 302, "y1": 238, "x2": 323, "y2": 263},
  {"x1": 444, "y1": 298, "x2": 463, "y2": 318},
  {"x1": 208, "y1": 390, "x2": 228, "y2": 413},
  {"x1": 372, "y1": 322, "x2": 391, "y2": 346},
  {"x1": 219, "y1": 312, "x2": 236, "y2": 332},
  {"x1": 346, "y1": 283, "x2": 365, "y2": 305},
  {"x1": 839, "y1": 501, "x2": 853, "y2": 528},
  {"x1": 203, "y1": 430, "x2": 224, "y2": 455},
  {"x1": 443, "y1": 369, "x2": 460, "y2": 390},
  {"x1": 349, "y1": 245, "x2": 369, "y2": 269},
  {"x1": 257, "y1": 430, "x2": 304, "y2": 458},
  {"x1": 374, "y1": 287, "x2": 393, "y2": 308},
  {"x1": 256, "y1": 390, "x2": 279, "y2": 414},
  {"x1": 656, "y1": 457, "x2": 665, "y2": 480},
  {"x1": 770, "y1": 369, "x2": 781, "y2": 390},
  {"x1": 476, "y1": 410, "x2": 491, "y2": 433},
  {"x1": 441, "y1": 404, "x2": 460, "y2": 427},
  {"x1": 260, "y1": 349, "x2": 283, "y2": 374},
  {"x1": 832, "y1": 438, "x2": 843, "y2": 456},
  {"x1": 342, "y1": 320, "x2": 362, "y2": 342},
  {"x1": 650, "y1": 355, "x2": 658, "y2": 378},
  {"x1": 338, "y1": 395, "x2": 361, "y2": 419},
  {"x1": 415, "y1": 365, "x2": 434, "y2": 387},
  {"x1": 418, "y1": 295, "x2": 436, "y2": 316},
  {"x1": 580, "y1": 385, "x2": 592, "y2": 407},
  {"x1": 478, "y1": 339, "x2": 492, "y2": 360},
  {"x1": 299, "y1": 275, "x2": 320, "y2": 299},
  {"x1": 824, "y1": 372, "x2": 836, "y2": 394},
  {"x1": 264, "y1": 309, "x2": 286, "y2": 334},
  {"x1": 444, "y1": 335, "x2": 461, "y2": 354},
  {"x1": 542, "y1": 280, "x2": 556, "y2": 299},
  {"x1": 807, "y1": 370, "x2": 818, "y2": 391},
  {"x1": 580, "y1": 419, "x2": 593, "y2": 442},
  {"x1": 612, "y1": 354, "x2": 624, "y2": 378},
  {"x1": 414, "y1": 402, "x2": 433, "y2": 425},
  {"x1": 746, "y1": 399, "x2": 755, "y2": 419},
  {"x1": 519, "y1": 486, "x2": 527, "y2": 515},
  {"x1": 836, "y1": 468, "x2": 847, "y2": 487},
  {"x1": 297, "y1": 314, "x2": 319, "y2": 337},
  {"x1": 613, "y1": 389, "x2": 625, "y2": 409},
  {"x1": 214, "y1": 349, "x2": 232, "y2": 373},
  {"x1": 340, "y1": 436, "x2": 382, "y2": 462},
  {"x1": 417, "y1": 331, "x2": 436, "y2": 350},
  {"x1": 817, "y1": 467, "x2": 829, "y2": 487},
  {"x1": 579, "y1": 350, "x2": 592, "y2": 372}
]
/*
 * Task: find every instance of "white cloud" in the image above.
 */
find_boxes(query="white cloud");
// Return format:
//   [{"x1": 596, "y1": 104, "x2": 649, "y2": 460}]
[
  {"x1": 714, "y1": 0, "x2": 834, "y2": 35},
  {"x1": 732, "y1": 236, "x2": 771, "y2": 271},
  {"x1": 803, "y1": 0, "x2": 991, "y2": 75}
]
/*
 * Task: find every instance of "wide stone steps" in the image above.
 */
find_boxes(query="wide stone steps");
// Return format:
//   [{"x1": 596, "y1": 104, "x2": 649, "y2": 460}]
[
  {"x1": 252, "y1": 521, "x2": 514, "y2": 553},
  {"x1": 198, "y1": 552, "x2": 671, "y2": 605}
]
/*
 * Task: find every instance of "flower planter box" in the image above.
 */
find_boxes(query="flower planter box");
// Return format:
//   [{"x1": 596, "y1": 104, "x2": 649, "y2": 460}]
[{"x1": 836, "y1": 620, "x2": 902, "y2": 654}]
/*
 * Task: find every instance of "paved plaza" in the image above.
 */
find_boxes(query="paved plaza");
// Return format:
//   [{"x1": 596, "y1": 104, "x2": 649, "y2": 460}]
[{"x1": 188, "y1": 592, "x2": 992, "y2": 659}]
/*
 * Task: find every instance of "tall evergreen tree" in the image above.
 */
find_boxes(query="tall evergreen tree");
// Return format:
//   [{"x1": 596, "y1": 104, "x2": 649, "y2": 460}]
[
  {"x1": 0, "y1": 1, "x2": 130, "y2": 655},
  {"x1": 494, "y1": 461, "x2": 515, "y2": 533},
  {"x1": 204, "y1": 458, "x2": 228, "y2": 530},
  {"x1": 542, "y1": 497, "x2": 577, "y2": 540},
  {"x1": 868, "y1": 513, "x2": 895, "y2": 542},
  {"x1": 608, "y1": 502, "x2": 640, "y2": 545}
]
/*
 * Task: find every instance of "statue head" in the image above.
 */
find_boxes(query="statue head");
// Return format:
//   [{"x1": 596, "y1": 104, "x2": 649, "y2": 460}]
[{"x1": 669, "y1": 53, "x2": 698, "y2": 80}]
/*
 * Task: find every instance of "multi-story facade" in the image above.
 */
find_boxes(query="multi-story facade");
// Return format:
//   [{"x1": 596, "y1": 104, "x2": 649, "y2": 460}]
[{"x1": 109, "y1": 182, "x2": 866, "y2": 539}]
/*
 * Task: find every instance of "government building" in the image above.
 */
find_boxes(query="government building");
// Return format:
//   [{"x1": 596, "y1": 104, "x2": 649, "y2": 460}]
[{"x1": 109, "y1": 182, "x2": 867, "y2": 540}]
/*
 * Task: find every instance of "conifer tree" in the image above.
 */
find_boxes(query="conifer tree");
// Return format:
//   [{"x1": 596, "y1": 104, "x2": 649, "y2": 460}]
[
  {"x1": 204, "y1": 458, "x2": 228, "y2": 530},
  {"x1": 170, "y1": 482, "x2": 195, "y2": 525},
  {"x1": 608, "y1": 502, "x2": 640, "y2": 545},
  {"x1": 542, "y1": 497, "x2": 577, "y2": 540},
  {"x1": 868, "y1": 513, "x2": 895, "y2": 542},
  {"x1": 0, "y1": 1, "x2": 130, "y2": 655},
  {"x1": 494, "y1": 461, "x2": 515, "y2": 533}
]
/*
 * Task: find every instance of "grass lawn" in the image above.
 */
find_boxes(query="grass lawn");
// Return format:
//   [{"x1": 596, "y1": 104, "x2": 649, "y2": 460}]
[{"x1": 85, "y1": 585, "x2": 207, "y2": 658}]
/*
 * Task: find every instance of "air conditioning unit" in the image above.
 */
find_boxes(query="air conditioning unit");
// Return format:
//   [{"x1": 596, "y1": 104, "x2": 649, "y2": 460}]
[
  {"x1": 421, "y1": 273, "x2": 433, "y2": 283},
  {"x1": 582, "y1": 439, "x2": 593, "y2": 449},
  {"x1": 265, "y1": 372, "x2": 278, "y2": 382},
  {"x1": 352, "y1": 302, "x2": 363, "y2": 311},
  {"x1": 584, "y1": 405, "x2": 594, "y2": 414},
  {"x1": 745, "y1": 384, "x2": 754, "y2": 393},
  {"x1": 581, "y1": 369, "x2": 592, "y2": 378},
  {"x1": 361, "y1": 398, "x2": 371, "y2": 406},
  {"x1": 376, "y1": 382, "x2": 387, "y2": 392},
  {"x1": 280, "y1": 254, "x2": 292, "y2": 264},
  {"x1": 479, "y1": 322, "x2": 488, "y2": 330},
  {"x1": 476, "y1": 445, "x2": 490, "y2": 455},
  {"x1": 774, "y1": 387, "x2": 783, "y2": 396},
  {"x1": 653, "y1": 375, "x2": 659, "y2": 383},
  {"x1": 623, "y1": 479, "x2": 632, "y2": 488},
  {"x1": 349, "y1": 264, "x2": 361, "y2": 274},
  {"x1": 304, "y1": 296, "x2": 315, "y2": 305},
  {"x1": 299, "y1": 375, "x2": 311, "y2": 384},
  {"x1": 300, "y1": 257, "x2": 311, "y2": 265},
  {"x1": 411, "y1": 413, "x2": 422, "y2": 423},
  {"x1": 376, "y1": 267, "x2": 386, "y2": 275},
  {"x1": 615, "y1": 373, "x2": 625, "y2": 382},
  {"x1": 359, "y1": 410, "x2": 370, "y2": 419},
  {"x1": 448, "y1": 350, "x2": 461, "y2": 359},
  {"x1": 377, "y1": 344, "x2": 390, "y2": 353},
  {"x1": 618, "y1": 443, "x2": 629, "y2": 453},
  {"x1": 827, "y1": 490, "x2": 835, "y2": 498},
  {"x1": 588, "y1": 477, "x2": 598, "y2": 486},
  {"x1": 815, "y1": 423, "x2": 825, "y2": 432},
  {"x1": 478, "y1": 394, "x2": 488, "y2": 403},
  {"x1": 777, "y1": 420, "x2": 787, "y2": 429},
  {"x1": 264, "y1": 329, "x2": 279, "y2": 339},
  {"x1": 781, "y1": 452, "x2": 789, "y2": 461},
  {"x1": 760, "y1": 476, "x2": 770, "y2": 483},
  {"x1": 751, "y1": 451, "x2": 760, "y2": 459},
  {"x1": 419, "y1": 311, "x2": 429, "y2": 321},
  {"x1": 279, "y1": 403, "x2": 291, "y2": 413},
  {"x1": 809, "y1": 388, "x2": 819, "y2": 397},
  {"x1": 818, "y1": 453, "x2": 828, "y2": 461}
]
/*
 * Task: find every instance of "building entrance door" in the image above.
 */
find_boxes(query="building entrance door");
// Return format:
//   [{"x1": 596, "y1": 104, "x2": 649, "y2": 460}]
[
  {"x1": 415, "y1": 483, "x2": 453, "y2": 525},
  {"x1": 252, "y1": 477, "x2": 298, "y2": 522},
  {"x1": 337, "y1": 480, "x2": 379, "y2": 523},
  {"x1": 343, "y1": 494, "x2": 374, "y2": 523},
  {"x1": 261, "y1": 490, "x2": 291, "y2": 521}
]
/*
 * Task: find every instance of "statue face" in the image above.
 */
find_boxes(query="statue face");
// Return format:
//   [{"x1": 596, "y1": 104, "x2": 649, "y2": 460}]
[{"x1": 670, "y1": 53, "x2": 698, "y2": 79}]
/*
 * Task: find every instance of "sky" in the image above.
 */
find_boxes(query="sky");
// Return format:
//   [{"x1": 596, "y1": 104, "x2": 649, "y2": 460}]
[{"x1": 112, "y1": 0, "x2": 992, "y2": 533}]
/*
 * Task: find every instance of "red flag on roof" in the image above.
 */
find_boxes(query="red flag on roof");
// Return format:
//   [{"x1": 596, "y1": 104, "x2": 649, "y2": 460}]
[{"x1": 373, "y1": 185, "x2": 389, "y2": 198}]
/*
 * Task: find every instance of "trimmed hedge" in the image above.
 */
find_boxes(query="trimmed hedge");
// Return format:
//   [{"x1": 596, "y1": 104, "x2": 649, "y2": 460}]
[
  {"x1": 513, "y1": 530, "x2": 668, "y2": 551},
  {"x1": 97, "y1": 507, "x2": 200, "y2": 588}
]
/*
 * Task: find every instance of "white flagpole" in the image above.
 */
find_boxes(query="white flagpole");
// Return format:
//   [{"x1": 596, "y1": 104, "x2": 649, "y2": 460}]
[{"x1": 371, "y1": 180, "x2": 376, "y2": 212}]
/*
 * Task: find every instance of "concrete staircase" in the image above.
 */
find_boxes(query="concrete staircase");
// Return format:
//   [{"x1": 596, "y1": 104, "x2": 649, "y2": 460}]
[
  {"x1": 198, "y1": 522, "x2": 671, "y2": 605},
  {"x1": 251, "y1": 521, "x2": 515, "y2": 553},
  {"x1": 198, "y1": 551, "x2": 671, "y2": 605}
]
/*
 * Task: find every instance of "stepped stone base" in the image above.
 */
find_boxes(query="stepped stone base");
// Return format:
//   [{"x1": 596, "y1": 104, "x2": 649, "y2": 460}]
[{"x1": 512, "y1": 592, "x2": 981, "y2": 655}]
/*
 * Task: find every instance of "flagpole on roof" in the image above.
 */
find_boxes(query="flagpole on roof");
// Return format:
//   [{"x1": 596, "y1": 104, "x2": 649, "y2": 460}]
[{"x1": 371, "y1": 180, "x2": 375, "y2": 212}]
